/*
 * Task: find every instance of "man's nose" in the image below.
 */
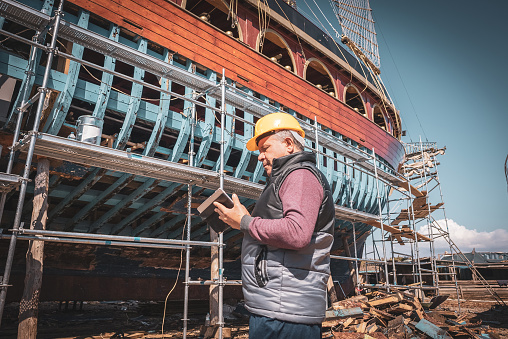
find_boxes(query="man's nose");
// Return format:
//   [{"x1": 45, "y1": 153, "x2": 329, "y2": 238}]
[{"x1": 258, "y1": 152, "x2": 264, "y2": 162}]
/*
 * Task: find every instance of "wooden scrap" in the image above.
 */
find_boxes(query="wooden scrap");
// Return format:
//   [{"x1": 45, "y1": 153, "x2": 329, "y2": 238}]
[
  {"x1": 455, "y1": 313, "x2": 468, "y2": 323},
  {"x1": 325, "y1": 307, "x2": 364, "y2": 320},
  {"x1": 415, "y1": 319, "x2": 453, "y2": 339},
  {"x1": 387, "y1": 315, "x2": 404, "y2": 337},
  {"x1": 322, "y1": 319, "x2": 341, "y2": 328},
  {"x1": 333, "y1": 294, "x2": 368, "y2": 310},
  {"x1": 426, "y1": 311, "x2": 447, "y2": 325},
  {"x1": 462, "y1": 327, "x2": 482, "y2": 339},
  {"x1": 215, "y1": 327, "x2": 231, "y2": 338},
  {"x1": 327, "y1": 275, "x2": 339, "y2": 307},
  {"x1": 369, "y1": 307, "x2": 395, "y2": 321},
  {"x1": 429, "y1": 294, "x2": 449, "y2": 309},
  {"x1": 367, "y1": 294, "x2": 401, "y2": 307},
  {"x1": 373, "y1": 316, "x2": 387, "y2": 328},
  {"x1": 342, "y1": 317, "x2": 354, "y2": 328},
  {"x1": 412, "y1": 297, "x2": 425, "y2": 320},
  {"x1": 389, "y1": 303, "x2": 413, "y2": 314},
  {"x1": 366, "y1": 323, "x2": 378, "y2": 334},
  {"x1": 356, "y1": 321, "x2": 367, "y2": 333},
  {"x1": 434, "y1": 310, "x2": 458, "y2": 319}
]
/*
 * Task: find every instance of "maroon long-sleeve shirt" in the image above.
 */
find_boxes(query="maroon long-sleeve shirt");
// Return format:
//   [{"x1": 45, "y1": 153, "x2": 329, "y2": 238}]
[{"x1": 240, "y1": 169, "x2": 324, "y2": 250}]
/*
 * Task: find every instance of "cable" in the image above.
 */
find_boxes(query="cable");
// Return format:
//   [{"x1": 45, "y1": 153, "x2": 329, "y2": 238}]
[
  {"x1": 271, "y1": 0, "x2": 307, "y2": 60},
  {"x1": 0, "y1": 28, "x2": 30, "y2": 43}
]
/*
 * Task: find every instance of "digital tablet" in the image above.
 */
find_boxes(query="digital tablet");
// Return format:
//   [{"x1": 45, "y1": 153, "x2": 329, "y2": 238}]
[{"x1": 197, "y1": 188, "x2": 234, "y2": 233}]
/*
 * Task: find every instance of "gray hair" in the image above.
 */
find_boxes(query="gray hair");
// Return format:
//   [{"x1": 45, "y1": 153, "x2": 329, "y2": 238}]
[{"x1": 274, "y1": 130, "x2": 305, "y2": 151}]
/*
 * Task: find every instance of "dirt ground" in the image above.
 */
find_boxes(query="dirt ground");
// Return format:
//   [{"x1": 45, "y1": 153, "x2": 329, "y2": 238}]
[
  {"x1": 439, "y1": 298, "x2": 508, "y2": 338},
  {"x1": 1, "y1": 298, "x2": 507, "y2": 338},
  {"x1": 1, "y1": 300, "x2": 249, "y2": 339}
]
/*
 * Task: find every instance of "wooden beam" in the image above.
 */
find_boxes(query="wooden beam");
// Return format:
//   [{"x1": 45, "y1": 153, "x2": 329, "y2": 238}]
[
  {"x1": 327, "y1": 275, "x2": 339, "y2": 305},
  {"x1": 392, "y1": 181, "x2": 425, "y2": 197},
  {"x1": 365, "y1": 220, "x2": 430, "y2": 242},
  {"x1": 210, "y1": 230, "x2": 219, "y2": 325},
  {"x1": 18, "y1": 158, "x2": 50, "y2": 339}
]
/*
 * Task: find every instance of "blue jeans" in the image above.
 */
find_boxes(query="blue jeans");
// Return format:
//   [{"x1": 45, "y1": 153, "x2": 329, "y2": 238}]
[{"x1": 249, "y1": 314, "x2": 321, "y2": 339}]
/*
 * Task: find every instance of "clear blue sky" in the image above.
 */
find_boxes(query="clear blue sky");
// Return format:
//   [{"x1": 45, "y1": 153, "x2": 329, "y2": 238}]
[
  {"x1": 300, "y1": 0, "x2": 508, "y2": 242},
  {"x1": 369, "y1": 1, "x2": 508, "y2": 235}
]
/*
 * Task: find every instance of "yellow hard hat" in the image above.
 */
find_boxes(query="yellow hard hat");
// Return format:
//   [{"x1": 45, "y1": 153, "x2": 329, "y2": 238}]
[{"x1": 246, "y1": 112, "x2": 305, "y2": 151}]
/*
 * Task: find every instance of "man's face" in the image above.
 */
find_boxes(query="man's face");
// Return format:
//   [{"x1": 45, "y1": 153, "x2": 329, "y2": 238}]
[{"x1": 257, "y1": 134, "x2": 292, "y2": 176}]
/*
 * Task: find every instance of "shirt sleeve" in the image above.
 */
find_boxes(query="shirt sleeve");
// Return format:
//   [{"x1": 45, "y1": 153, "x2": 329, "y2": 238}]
[{"x1": 242, "y1": 168, "x2": 324, "y2": 250}]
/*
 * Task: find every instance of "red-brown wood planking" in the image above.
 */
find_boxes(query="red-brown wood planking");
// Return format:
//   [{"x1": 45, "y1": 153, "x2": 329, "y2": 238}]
[{"x1": 70, "y1": 0, "x2": 405, "y2": 167}]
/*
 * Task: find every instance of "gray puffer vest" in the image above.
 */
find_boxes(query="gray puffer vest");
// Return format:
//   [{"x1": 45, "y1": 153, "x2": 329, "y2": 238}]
[{"x1": 242, "y1": 151, "x2": 335, "y2": 324}]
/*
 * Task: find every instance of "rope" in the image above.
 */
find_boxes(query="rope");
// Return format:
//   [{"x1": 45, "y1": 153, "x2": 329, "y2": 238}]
[
  {"x1": 300, "y1": 0, "x2": 372, "y2": 91},
  {"x1": 257, "y1": 0, "x2": 271, "y2": 48},
  {"x1": 227, "y1": 0, "x2": 239, "y2": 29},
  {"x1": 271, "y1": 0, "x2": 307, "y2": 60}
]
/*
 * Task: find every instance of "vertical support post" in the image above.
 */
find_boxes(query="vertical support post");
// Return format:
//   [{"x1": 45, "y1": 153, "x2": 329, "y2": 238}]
[
  {"x1": 314, "y1": 117, "x2": 320, "y2": 170},
  {"x1": 17, "y1": 158, "x2": 50, "y2": 339},
  {"x1": 408, "y1": 180, "x2": 424, "y2": 294},
  {"x1": 346, "y1": 160, "x2": 360, "y2": 293},
  {"x1": 209, "y1": 230, "x2": 219, "y2": 325},
  {"x1": 408, "y1": 204, "x2": 417, "y2": 286},
  {"x1": 389, "y1": 236, "x2": 397, "y2": 286},
  {"x1": 0, "y1": 0, "x2": 65, "y2": 325},
  {"x1": 351, "y1": 222, "x2": 360, "y2": 293},
  {"x1": 217, "y1": 68, "x2": 227, "y2": 339},
  {"x1": 385, "y1": 191, "x2": 397, "y2": 286},
  {"x1": 372, "y1": 148, "x2": 390, "y2": 291},
  {"x1": 183, "y1": 91, "x2": 197, "y2": 339}
]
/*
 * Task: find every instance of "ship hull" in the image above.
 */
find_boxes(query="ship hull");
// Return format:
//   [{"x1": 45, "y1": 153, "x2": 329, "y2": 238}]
[{"x1": 0, "y1": 0, "x2": 402, "y2": 301}]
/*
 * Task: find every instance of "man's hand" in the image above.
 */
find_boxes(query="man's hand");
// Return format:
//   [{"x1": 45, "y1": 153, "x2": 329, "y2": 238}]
[{"x1": 214, "y1": 194, "x2": 250, "y2": 230}]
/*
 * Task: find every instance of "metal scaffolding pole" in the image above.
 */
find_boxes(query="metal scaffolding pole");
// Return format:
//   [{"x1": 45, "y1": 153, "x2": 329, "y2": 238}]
[
  {"x1": 183, "y1": 91, "x2": 197, "y2": 339},
  {"x1": 345, "y1": 159, "x2": 360, "y2": 293},
  {"x1": 0, "y1": 32, "x2": 41, "y2": 224},
  {"x1": 407, "y1": 196, "x2": 417, "y2": 287},
  {"x1": 0, "y1": 0, "x2": 64, "y2": 325},
  {"x1": 372, "y1": 148, "x2": 390, "y2": 290},
  {"x1": 314, "y1": 117, "x2": 320, "y2": 170},
  {"x1": 16, "y1": 229, "x2": 217, "y2": 247},
  {"x1": 385, "y1": 187, "x2": 397, "y2": 286},
  {"x1": 217, "y1": 68, "x2": 226, "y2": 339},
  {"x1": 408, "y1": 180, "x2": 424, "y2": 292}
]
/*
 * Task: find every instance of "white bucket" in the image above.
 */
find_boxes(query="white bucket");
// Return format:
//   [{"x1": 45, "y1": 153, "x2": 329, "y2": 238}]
[{"x1": 76, "y1": 115, "x2": 103, "y2": 145}]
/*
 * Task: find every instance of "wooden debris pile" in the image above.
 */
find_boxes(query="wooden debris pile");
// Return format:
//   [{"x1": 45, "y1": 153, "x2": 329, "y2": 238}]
[{"x1": 323, "y1": 291, "x2": 501, "y2": 338}]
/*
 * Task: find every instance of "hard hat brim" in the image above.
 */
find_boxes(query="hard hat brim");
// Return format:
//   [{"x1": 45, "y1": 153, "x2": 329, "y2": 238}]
[{"x1": 246, "y1": 135, "x2": 258, "y2": 151}]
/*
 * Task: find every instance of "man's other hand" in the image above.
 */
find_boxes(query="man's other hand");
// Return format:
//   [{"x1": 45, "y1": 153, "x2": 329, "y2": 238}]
[{"x1": 213, "y1": 194, "x2": 250, "y2": 230}]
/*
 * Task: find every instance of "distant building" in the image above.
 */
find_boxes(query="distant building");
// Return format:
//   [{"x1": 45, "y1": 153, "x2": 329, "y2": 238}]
[{"x1": 439, "y1": 249, "x2": 508, "y2": 281}]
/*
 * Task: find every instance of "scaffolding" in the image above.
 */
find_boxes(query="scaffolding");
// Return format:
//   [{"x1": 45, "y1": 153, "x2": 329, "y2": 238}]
[{"x1": 0, "y1": 0, "x2": 503, "y2": 337}]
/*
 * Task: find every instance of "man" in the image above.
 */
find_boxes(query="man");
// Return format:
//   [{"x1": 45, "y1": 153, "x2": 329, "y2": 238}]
[{"x1": 214, "y1": 112, "x2": 335, "y2": 338}]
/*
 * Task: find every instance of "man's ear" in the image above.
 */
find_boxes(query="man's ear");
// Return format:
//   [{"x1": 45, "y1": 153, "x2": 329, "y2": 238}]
[{"x1": 284, "y1": 137, "x2": 295, "y2": 153}]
